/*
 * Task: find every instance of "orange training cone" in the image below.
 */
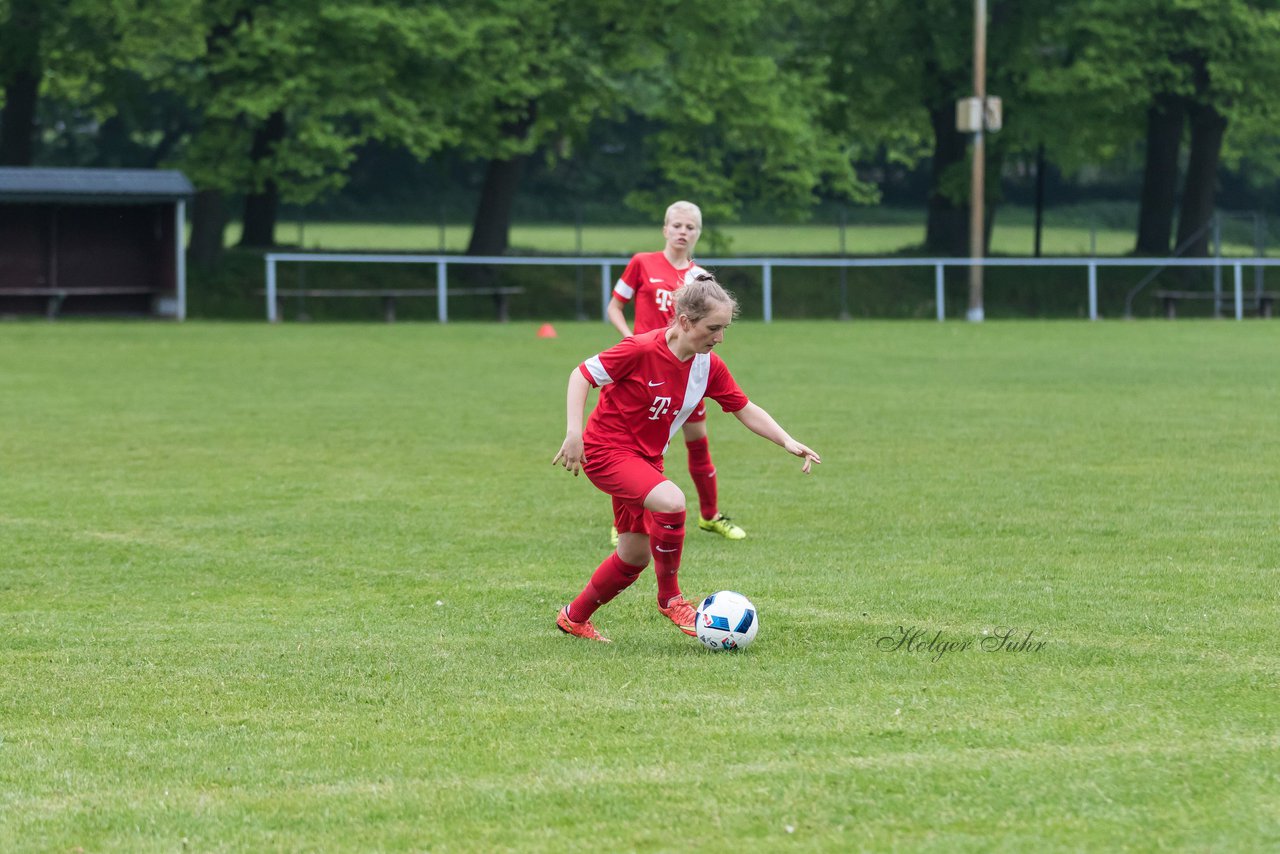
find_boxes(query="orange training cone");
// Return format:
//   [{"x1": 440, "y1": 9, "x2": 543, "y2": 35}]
[{"x1": 537, "y1": 323, "x2": 558, "y2": 338}]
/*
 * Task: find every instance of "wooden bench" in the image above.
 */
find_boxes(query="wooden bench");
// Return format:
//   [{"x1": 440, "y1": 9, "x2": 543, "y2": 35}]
[
  {"x1": 1154, "y1": 290, "x2": 1275, "y2": 319},
  {"x1": 262, "y1": 287, "x2": 525, "y2": 322},
  {"x1": 0, "y1": 287, "x2": 159, "y2": 319}
]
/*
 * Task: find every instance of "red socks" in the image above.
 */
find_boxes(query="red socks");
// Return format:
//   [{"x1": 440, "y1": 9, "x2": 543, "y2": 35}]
[
  {"x1": 648, "y1": 509, "x2": 686, "y2": 607},
  {"x1": 685, "y1": 437, "x2": 717, "y2": 521},
  {"x1": 567, "y1": 552, "x2": 646, "y2": 623},
  {"x1": 566, "y1": 509, "x2": 689, "y2": 621}
]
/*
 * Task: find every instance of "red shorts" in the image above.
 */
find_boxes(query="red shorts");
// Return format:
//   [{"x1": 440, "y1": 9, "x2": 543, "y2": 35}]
[
  {"x1": 583, "y1": 446, "x2": 667, "y2": 534},
  {"x1": 686, "y1": 399, "x2": 707, "y2": 424}
]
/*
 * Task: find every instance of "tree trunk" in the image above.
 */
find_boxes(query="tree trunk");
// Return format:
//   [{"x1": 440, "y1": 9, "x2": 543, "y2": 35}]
[
  {"x1": 1033, "y1": 144, "x2": 1046, "y2": 257},
  {"x1": 463, "y1": 153, "x2": 529, "y2": 321},
  {"x1": 0, "y1": 0, "x2": 42, "y2": 165},
  {"x1": 1175, "y1": 102, "x2": 1227, "y2": 258},
  {"x1": 0, "y1": 68, "x2": 40, "y2": 166},
  {"x1": 466, "y1": 102, "x2": 538, "y2": 258},
  {"x1": 188, "y1": 189, "x2": 227, "y2": 267},
  {"x1": 924, "y1": 102, "x2": 969, "y2": 256},
  {"x1": 466, "y1": 154, "x2": 529, "y2": 256},
  {"x1": 983, "y1": 146, "x2": 1005, "y2": 254},
  {"x1": 238, "y1": 111, "x2": 287, "y2": 248},
  {"x1": 1135, "y1": 97, "x2": 1184, "y2": 255},
  {"x1": 240, "y1": 182, "x2": 281, "y2": 248}
]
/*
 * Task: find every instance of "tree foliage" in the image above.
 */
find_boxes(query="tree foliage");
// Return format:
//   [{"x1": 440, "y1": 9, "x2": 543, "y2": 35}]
[
  {"x1": 453, "y1": 0, "x2": 880, "y2": 253},
  {"x1": 1027, "y1": 0, "x2": 1280, "y2": 253},
  {"x1": 174, "y1": 1, "x2": 472, "y2": 204},
  {"x1": 4, "y1": 0, "x2": 1280, "y2": 257}
]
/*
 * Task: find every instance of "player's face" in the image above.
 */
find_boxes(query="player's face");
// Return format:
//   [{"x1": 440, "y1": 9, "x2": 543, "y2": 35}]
[
  {"x1": 663, "y1": 214, "x2": 701, "y2": 255},
  {"x1": 683, "y1": 302, "x2": 733, "y2": 353}
]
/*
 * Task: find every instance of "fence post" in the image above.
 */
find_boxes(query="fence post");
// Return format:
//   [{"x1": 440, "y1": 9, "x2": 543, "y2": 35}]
[
  {"x1": 437, "y1": 260, "x2": 448, "y2": 323},
  {"x1": 839, "y1": 211, "x2": 850, "y2": 320},
  {"x1": 1234, "y1": 262, "x2": 1243, "y2": 321},
  {"x1": 266, "y1": 255, "x2": 278, "y2": 323},
  {"x1": 1088, "y1": 262, "x2": 1098, "y2": 321},
  {"x1": 1213, "y1": 214, "x2": 1223, "y2": 317},
  {"x1": 935, "y1": 264, "x2": 945, "y2": 321},
  {"x1": 1255, "y1": 213, "x2": 1265, "y2": 298},
  {"x1": 763, "y1": 263, "x2": 773, "y2": 323},
  {"x1": 600, "y1": 264, "x2": 611, "y2": 322},
  {"x1": 175, "y1": 200, "x2": 187, "y2": 321}
]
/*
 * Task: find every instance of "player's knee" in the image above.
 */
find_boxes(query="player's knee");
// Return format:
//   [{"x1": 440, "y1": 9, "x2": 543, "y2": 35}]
[
  {"x1": 644, "y1": 481, "x2": 685, "y2": 514},
  {"x1": 682, "y1": 420, "x2": 708, "y2": 441}
]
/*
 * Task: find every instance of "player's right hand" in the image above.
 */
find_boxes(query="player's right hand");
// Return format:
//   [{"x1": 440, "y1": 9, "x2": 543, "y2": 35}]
[{"x1": 552, "y1": 434, "x2": 587, "y2": 476}]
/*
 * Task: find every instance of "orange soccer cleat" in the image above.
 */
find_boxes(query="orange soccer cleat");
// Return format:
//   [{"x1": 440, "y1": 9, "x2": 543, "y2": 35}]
[
  {"x1": 657, "y1": 594, "x2": 698, "y2": 637},
  {"x1": 556, "y1": 606, "x2": 611, "y2": 643}
]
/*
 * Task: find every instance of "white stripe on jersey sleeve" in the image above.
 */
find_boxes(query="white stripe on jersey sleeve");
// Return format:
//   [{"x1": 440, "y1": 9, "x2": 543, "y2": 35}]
[
  {"x1": 613, "y1": 279, "x2": 635, "y2": 301},
  {"x1": 584, "y1": 355, "x2": 613, "y2": 386}
]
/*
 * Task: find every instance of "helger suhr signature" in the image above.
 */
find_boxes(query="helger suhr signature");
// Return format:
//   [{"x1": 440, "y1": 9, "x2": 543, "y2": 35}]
[{"x1": 877, "y1": 625, "x2": 1047, "y2": 662}]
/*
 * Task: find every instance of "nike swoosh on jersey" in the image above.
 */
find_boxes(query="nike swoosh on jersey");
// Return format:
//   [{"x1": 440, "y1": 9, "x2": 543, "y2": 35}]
[
  {"x1": 648, "y1": 380, "x2": 665, "y2": 386},
  {"x1": 649, "y1": 277, "x2": 665, "y2": 282}
]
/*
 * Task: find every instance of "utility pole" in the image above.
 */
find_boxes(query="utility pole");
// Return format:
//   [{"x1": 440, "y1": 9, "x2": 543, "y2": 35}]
[{"x1": 967, "y1": 0, "x2": 987, "y2": 322}]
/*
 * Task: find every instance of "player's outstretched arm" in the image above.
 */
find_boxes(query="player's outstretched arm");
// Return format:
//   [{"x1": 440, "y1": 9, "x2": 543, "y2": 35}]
[
  {"x1": 732, "y1": 402, "x2": 821, "y2": 474},
  {"x1": 552, "y1": 369, "x2": 592, "y2": 476}
]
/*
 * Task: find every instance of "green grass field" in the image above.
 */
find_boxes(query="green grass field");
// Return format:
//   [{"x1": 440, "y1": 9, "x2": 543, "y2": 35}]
[{"x1": 2, "y1": 320, "x2": 1277, "y2": 851}]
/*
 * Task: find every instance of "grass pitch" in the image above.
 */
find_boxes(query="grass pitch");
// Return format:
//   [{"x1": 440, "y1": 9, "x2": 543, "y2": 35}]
[{"x1": 1, "y1": 320, "x2": 1277, "y2": 851}]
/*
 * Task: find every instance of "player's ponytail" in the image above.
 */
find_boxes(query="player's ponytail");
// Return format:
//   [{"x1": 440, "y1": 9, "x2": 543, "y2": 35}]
[{"x1": 676, "y1": 272, "x2": 739, "y2": 324}]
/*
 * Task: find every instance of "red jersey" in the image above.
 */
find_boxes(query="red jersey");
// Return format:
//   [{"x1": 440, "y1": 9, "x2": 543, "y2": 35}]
[
  {"x1": 579, "y1": 329, "x2": 748, "y2": 460},
  {"x1": 613, "y1": 251, "x2": 710, "y2": 334}
]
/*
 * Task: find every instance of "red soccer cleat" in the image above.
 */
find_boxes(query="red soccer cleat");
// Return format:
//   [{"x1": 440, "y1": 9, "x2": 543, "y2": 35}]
[
  {"x1": 557, "y1": 606, "x2": 611, "y2": 643},
  {"x1": 658, "y1": 594, "x2": 698, "y2": 636}
]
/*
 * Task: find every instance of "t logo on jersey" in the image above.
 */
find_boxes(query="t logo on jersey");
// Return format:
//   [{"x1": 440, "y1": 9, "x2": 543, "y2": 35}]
[
  {"x1": 648, "y1": 396, "x2": 672, "y2": 420},
  {"x1": 655, "y1": 289, "x2": 673, "y2": 313}
]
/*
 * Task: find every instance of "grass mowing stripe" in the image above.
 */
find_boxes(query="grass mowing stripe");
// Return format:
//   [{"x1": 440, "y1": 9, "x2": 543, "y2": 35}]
[{"x1": 1, "y1": 320, "x2": 1277, "y2": 850}]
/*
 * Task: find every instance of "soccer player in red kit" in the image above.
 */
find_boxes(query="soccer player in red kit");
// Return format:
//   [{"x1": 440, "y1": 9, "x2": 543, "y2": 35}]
[
  {"x1": 553, "y1": 274, "x2": 821, "y2": 642},
  {"x1": 605, "y1": 200, "x2": 745, "y2": 543}
]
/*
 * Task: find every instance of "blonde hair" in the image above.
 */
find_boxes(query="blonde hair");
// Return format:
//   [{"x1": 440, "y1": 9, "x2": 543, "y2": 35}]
[
  {"x1": 675, "y1": 271, "x2": 738, "y2": 323},
  {"x1": 664, "y1": 200, "x2": 702, "y2": 229}
]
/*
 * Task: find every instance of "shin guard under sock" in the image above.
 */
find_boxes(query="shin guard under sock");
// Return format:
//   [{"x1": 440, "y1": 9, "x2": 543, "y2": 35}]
[
  {"x1": 686, "y1": 437, "x2": 718, "y2": 521},
  {"x1": 648, "y1": 509, "x2": 687, "y2": 607},
  {"x1": 567, "y1": 552, "x2": 646, "y2": 623}
]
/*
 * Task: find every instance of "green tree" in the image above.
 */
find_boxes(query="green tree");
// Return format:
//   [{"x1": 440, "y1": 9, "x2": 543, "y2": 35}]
[
  {"x1": 1032, "y1": 0, "x2": 1280, "y2": 256},
  {"x1": 0, "y1": 0, "x2": 164, "y2": 165},
  {"x1": 616, "y1": 1, "x2": 876, "y2": 226},
  {"x1": 171, "y1": 0, "x2": 474, "y2": 254},
  {"x1": 454, "y1": 0, "x2": 875, "y2": 256},
  {"x1": 817, "y1": 0, "x2": 1064, "y2": 256},
  {"x1": 1172, "y1": 2, "x2": 1280, "y2": 257}
]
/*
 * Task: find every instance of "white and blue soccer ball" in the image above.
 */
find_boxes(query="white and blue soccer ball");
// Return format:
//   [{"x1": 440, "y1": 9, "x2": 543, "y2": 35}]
[{"x1": 695, "y1": 591, "x2": 759, "y2": 651}]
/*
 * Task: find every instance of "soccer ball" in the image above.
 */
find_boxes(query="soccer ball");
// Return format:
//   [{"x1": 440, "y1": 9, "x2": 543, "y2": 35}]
[{"x1": 695, "y1": 591, "x2": 759, "y2": 651}]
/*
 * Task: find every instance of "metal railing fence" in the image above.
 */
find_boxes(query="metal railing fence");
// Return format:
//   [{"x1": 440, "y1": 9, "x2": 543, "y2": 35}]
[{"x1": 264, "y1": 253, "x2": 1280, "y2": 323}]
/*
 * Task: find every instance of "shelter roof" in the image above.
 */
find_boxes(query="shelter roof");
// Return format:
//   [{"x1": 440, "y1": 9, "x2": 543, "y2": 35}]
[{"x1": 0, "y1": 167, "x2": 194, "y2": 204}]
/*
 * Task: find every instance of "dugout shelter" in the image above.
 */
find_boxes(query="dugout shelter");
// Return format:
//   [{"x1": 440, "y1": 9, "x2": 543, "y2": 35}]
[{"x1": 0, "y1": 167, "x2": 193, "y2": 319}]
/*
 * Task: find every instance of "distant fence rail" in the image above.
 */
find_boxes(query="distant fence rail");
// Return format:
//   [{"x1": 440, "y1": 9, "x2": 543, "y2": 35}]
[{"x1": 264, "y1": 252, "x2": 1280, "y2": 323}]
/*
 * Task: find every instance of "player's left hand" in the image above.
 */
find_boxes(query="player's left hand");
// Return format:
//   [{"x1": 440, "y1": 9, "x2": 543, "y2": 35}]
[{"x1": 785, "y1": 440, "x2": 821, "y2": 474}]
